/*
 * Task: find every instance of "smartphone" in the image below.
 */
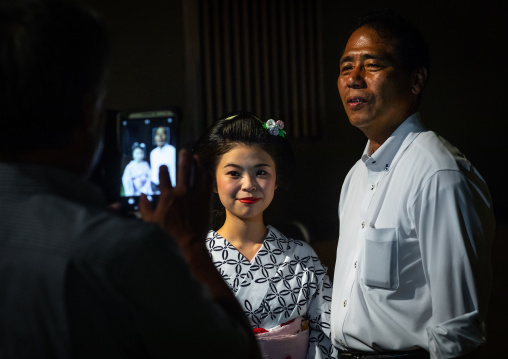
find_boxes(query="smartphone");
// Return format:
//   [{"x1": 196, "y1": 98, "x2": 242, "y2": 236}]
[{"x1": 117, "y1": 108, "x2": 180, "y2": 213}]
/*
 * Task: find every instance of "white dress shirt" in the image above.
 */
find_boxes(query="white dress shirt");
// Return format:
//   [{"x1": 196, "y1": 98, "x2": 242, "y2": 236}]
[
  {"x1": 150, "y1": 143, "x2": 176, "y2": 187},
  {"x1": 331, "y1": 113, "x2": 495, "y2": 358}
]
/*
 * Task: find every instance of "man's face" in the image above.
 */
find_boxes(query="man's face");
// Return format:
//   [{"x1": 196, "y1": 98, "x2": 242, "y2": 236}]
[
  {"x1": 154, "y1": 127, "x2": 167, "y2": 147},
  {"x1": 337, "y1": 26, "x2": 418, "y2": 139}
]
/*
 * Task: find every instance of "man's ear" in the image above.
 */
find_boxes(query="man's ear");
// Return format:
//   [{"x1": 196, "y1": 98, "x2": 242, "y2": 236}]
[
  {"x1": 80, "y1": 92, "x2": 105, "y2": 134},
  {"x1": 411, "y1": 67, "x2": 427, "y2": 95}
]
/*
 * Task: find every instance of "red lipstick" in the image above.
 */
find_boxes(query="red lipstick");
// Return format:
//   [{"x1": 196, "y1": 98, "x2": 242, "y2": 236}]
[{"x1": 238, "y1": 197, "x2": 260, "y2": 204}]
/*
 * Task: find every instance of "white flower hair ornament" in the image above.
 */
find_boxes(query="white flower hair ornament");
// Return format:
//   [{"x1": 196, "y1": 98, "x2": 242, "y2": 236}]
[
  {"x1": 263, "y1": 119, "x2": 286, "y2": 138},
  {"x1": 132, "y1": 142, "x2": 146, "y2": 149}
]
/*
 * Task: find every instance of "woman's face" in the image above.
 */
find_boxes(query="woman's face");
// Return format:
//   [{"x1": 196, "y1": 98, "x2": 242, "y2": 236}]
[
  {"x1": 215, "y1": 144, "x2": 277, "y2": 222},
  {"x1": 132, "y1": 147, "x2": 145, "y2": 162}
]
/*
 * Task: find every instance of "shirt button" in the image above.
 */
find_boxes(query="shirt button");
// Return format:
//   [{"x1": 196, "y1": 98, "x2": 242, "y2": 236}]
[
  {"x1": 361, "y1": 222, "x2": 365, "y2": 229},
  {"x1": 354, "y1": 261, "x2": 357, "y2": 268},
  {"x1": 343, "y1": 300, "x2": 347, "y2": 307},
  {"x1": 371, "y1": 183, "x2": 375, "y2": 190}
]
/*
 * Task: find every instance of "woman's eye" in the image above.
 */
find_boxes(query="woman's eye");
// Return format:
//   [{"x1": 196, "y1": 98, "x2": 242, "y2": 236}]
[
  {"x1": 257, "y1": 170, "x2": 268, "y2": 176},
  {"x1": 227, "y1": 171, "x2": 240, "y2": 177}
]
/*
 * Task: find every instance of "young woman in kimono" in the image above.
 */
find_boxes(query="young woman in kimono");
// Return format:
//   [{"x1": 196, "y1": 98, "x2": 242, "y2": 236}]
[
  {"x1": 193, "y1": 112, "x2": 337, "y2": 359},
  {"x1": 122, "y1": 142, "x2": 152, "y2": 196}
]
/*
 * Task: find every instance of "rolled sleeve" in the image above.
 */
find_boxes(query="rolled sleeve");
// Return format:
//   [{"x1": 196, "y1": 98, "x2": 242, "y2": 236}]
[
  {"x1": 416, "y1": 170, "x2": 494, "y2": 358},
  {"x1": 427, "y1": 311, "x2": 485, "y2": 359}
]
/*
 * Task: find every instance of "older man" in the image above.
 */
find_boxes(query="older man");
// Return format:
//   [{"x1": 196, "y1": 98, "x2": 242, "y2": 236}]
[{"x1": 331, "y1": 10, "x2": 494, "y2": 359}]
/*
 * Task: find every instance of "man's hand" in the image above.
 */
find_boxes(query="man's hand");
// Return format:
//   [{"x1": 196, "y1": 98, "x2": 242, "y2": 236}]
[
  {"x1": 139, "y1": 149, "x2": 212, "y2": 250},
  {"x1": 139, "y1": 148, "x2": 262, "y2": 359}
]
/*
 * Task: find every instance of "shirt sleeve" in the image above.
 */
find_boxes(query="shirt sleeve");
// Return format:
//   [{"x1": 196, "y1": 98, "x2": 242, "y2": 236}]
[
  {"x1": 150, "y1": 149, "x2": 158, "y2": 184},
  {"x1": 414, "y1": 169, "x2": 494, "y2": 358},
  {"x1": 122, "y1": 163, "x2": 134, "y2": 196},
  {"x1": 168, "y1": 145, "x2": 177, "y2": 187}
]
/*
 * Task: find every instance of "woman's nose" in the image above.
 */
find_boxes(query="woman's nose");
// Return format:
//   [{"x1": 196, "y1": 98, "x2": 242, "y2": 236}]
[{"x1": 242, "y1": 176, "x2": 257, "y2": 191}]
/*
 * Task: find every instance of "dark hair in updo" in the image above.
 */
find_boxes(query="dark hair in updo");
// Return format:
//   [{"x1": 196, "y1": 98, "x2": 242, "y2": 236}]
[
  {"x1": 193, "y1": 111, "x2": 295, "y2": 190},
  {"x1": 131, "y1": 142, "x2": 146, "y2": 152}
]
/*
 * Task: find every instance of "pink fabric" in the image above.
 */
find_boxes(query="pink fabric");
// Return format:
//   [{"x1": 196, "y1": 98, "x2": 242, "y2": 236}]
[{"x1": 255, "y1": 317, "x2": 309, "y2": 359}]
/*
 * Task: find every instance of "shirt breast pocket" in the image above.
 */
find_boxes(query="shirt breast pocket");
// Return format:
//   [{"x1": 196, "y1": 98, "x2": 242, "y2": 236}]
[{"x1": 362, "y1": 227, "x2": 399, "y2": 290}]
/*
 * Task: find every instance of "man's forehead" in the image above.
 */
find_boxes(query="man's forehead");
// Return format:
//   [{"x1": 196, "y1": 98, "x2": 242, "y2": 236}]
[{"x1": 340, "y1": 27, "x2": 397, "y2": 62}]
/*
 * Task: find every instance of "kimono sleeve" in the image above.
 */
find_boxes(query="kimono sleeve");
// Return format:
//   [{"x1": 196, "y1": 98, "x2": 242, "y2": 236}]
[
  {"x1": 306, "y1": 266, "x2": 338, "y2": 358},
  {"x1": 122, "y1": 162, "x2": 134, "y2": 196}
]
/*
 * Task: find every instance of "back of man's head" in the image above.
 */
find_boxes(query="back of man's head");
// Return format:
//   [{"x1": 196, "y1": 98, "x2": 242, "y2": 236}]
[{"x1": 0, "y1": 0, "x2": 109, "y2": 154}]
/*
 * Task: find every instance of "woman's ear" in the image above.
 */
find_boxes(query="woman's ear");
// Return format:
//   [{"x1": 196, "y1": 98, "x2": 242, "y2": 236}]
[{"x1": 213, "y1": 181, "x2": 218, "y2": 193}]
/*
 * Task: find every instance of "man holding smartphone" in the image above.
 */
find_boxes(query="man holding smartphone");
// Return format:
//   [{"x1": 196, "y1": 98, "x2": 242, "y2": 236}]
[{"x1": 0, "y1": 0, "x2": 260, "y2": 358}]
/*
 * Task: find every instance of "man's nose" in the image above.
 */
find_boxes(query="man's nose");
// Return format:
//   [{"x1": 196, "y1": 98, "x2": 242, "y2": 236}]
[{"x1": 347, "y1": 66, "x2": 366, "y2": 89}]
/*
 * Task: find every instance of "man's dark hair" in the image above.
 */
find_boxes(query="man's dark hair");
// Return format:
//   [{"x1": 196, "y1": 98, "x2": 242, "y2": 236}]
[
  {"x1": 349, "y1": 9, "x2": 430, "y2": 81},
  {"x1": 0, "y1": 0, "x2": 109, "y2": 152}
]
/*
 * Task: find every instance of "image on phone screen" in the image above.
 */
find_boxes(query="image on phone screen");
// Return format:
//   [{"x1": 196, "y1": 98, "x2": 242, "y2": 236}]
[{"x1": 118, "y1": 109, "x2": 178, "y2": 212}]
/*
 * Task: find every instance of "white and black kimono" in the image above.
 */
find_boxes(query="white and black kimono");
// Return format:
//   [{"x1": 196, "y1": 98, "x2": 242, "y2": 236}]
[{"x1": 206, "y1": 225, "x2": 337, "y2": 359}]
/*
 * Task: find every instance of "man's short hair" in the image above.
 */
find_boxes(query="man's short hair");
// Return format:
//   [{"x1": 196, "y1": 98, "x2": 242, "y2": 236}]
[
  {"x1": 0, "y1": 0, "x2": 109, "y2": 152},
  {"x1": 349, "y1": 9, "x2": 430, "y2": 81}
]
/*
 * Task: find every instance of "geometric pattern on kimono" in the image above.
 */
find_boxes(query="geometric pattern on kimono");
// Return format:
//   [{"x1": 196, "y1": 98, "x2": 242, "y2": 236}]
[{"x1": 206, "y1": 225, "x2": 338, "y2": 359}]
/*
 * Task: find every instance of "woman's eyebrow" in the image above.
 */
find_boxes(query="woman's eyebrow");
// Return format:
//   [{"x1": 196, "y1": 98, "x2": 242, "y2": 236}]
[
  {"x1": 222, "y1": 163, "x2": 242, "y2": 169},
  {"x1": 222, "y1": 163, "x2": 271, "y2": 168}
]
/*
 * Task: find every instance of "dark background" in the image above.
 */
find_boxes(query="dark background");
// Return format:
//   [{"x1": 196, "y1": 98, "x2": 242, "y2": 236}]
[
  {"x1": 84, "y1": 0, "x2": 507, "y2": 354},
  {"x1": 84, "y1": 0, "x2": 506, "y2": 233}
]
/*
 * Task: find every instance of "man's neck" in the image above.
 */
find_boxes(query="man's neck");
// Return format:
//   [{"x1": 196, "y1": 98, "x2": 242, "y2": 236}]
[{"x1": 364, "y1": 111, "x2": 417, "y2": 154}]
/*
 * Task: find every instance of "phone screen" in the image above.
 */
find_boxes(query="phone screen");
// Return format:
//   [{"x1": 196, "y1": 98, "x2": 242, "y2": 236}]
[{"x1": 118, "y1": 109, "x2": 179, "y2": 212}]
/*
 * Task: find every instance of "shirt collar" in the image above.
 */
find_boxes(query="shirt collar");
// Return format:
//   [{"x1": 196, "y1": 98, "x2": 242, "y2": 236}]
[
  {"x1": 361, "y1": 112, "x2": 426, "y2": 172},
  {"x1": 154, "y1": 144, "x2": 169, "y2": 151}
]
